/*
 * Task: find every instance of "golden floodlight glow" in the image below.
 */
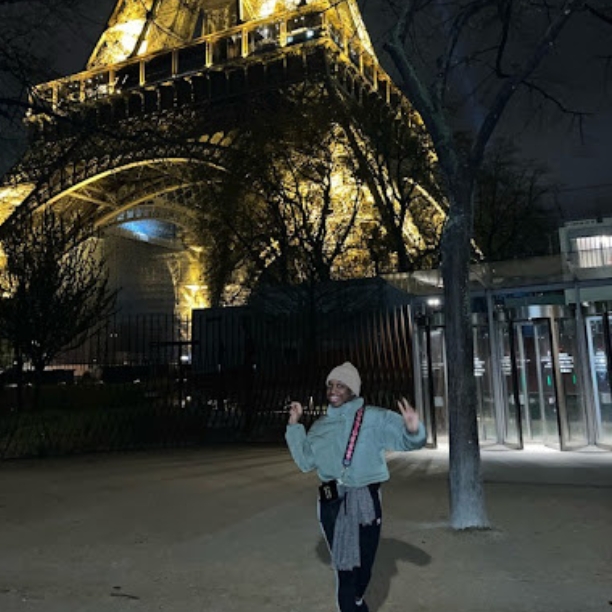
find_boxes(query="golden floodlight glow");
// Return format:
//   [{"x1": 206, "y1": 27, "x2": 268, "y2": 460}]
[
  {"x1": 251, "y1": 0, "x2": 300, "y2": 19},
  {"x1": 0, "y1": 244, "x2": 9, "y2": 297},
  {"x1": 106, "y1": 19, "x2": 148, "y2": 63},
  {"x1": 0, "y1": 184, "x2": 35, "y2": 226},
  {"x1": 257, "y1": 0, "x2": 276, "y2": 18},
  {"x1": 179, "y1": 282, "x2": 208, "y2": 314},
  {"x1": 118, "y1": 19, "x2": 148, "y2": 54},
  {"x1": 175, "y1": 251, "x2": 209, "y2": 316},
  {"x1": 6, "y1": 0, "x2": 443, "y2": 312}
]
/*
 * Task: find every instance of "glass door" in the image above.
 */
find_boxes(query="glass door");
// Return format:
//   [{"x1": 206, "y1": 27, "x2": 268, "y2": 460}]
[
  {"x1": 499, "y1": 321, "x2": 523, "y2": 448},
  {"x1": 499, "y1": 313, "x2": 590, "y2": 450},
  {"x1": 554, "y1": 317, "x2": 588, "y2": 449},
  {"x1": 416, "y1": 323, "x2": 447, "y2": 446},
  {"x1": 530, "y1": 318, "x2": 562, "y2": 447},
  {"x1": 585, "y1": 314, "x2": 612, "y2": 448},
  {"x1": 501, "y1": 319, "x2": 561, "y2": 448},
  {"x1": 473, "y1": 324, "x2": 497, "y2": 443},
  {"x1": 416, "y1": 316, "x2": 497, "y2": 447},
  {"x1": 416, "y1": 323, "x2": 435, "y2": 447},
  {"x1": 429, "y1": 326, "x2": 448, "y2": 443}
]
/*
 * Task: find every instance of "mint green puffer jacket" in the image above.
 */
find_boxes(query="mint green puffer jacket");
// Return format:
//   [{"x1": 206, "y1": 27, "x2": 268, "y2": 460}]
[{"x1": 285, "y1": 396, "x2": 426, "y2": 487}]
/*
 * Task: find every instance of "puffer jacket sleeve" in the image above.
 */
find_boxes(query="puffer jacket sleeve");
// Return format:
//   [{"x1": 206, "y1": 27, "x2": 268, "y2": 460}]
[
  {"x1": 379, "y1": 408, "x2": 427, "y2": 451},
  {"x1": 285, "y1": 423, "x2": 317, "y2": 472}
]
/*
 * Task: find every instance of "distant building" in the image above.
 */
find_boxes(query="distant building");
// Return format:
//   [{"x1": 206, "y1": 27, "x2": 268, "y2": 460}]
[
  {"x1": 559, "y1": 216, "x2": 612, "y2": 303},
  {"x1": 384, "y1": 217, "x2": 612, "y2": 451}
]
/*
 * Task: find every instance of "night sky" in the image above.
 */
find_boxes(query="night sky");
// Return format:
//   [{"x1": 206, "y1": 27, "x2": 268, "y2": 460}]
[{"x1": 48, "y1": 0, "x2": 612, "y2": 222}]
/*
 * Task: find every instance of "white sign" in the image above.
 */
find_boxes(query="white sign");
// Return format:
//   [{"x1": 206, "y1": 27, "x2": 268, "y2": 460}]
[
  {"x1": 421, "y1": 360, "x2": 428, "y2": 376},
  {"x1": 594, "y1": 349, "x2": 607, "y2": 374},
  {"x1": 558, "y1": 352, "x2": 574, "y2": 374},
  {"x1": 474, "y1": 357, "x2": 486, "y2": 377},
  {"x1": 501, "y1": 355, "x2": 512, "y2": 375}
]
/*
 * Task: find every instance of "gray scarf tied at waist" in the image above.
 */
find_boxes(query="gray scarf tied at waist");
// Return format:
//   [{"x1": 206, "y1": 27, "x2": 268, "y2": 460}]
[{"x1": 332, "y1": 485, "x2": 377, "y2": 571}]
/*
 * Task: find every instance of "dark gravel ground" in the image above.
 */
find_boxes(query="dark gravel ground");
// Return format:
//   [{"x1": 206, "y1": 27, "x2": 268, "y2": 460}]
[{"x1": 1, "y1": 444, "x2": 610, "y2": 612}]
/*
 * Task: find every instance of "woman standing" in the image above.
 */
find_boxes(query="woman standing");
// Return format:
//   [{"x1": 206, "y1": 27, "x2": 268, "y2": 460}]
[{"x1": 285, "y1": 361, "x2": 426, "y2": 612}]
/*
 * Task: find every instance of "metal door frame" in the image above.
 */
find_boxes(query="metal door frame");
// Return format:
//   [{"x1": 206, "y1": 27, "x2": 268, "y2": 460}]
[
  {"x1": 506, "y1": 309, "x2": 589, "y2": 450},
  {"x1": 505, "y1": 320, "x2": 524, "y2": 449},
  {"x1": 505, "y1": 316, "x2": 565, "y2": 449},
  {"x1": 585, "y1": 311, "x2": 612, "y2": 450}
]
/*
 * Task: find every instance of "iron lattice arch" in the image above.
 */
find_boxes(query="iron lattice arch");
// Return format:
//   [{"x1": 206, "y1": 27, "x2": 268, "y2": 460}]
[{"x1": 0, "y1": 0, "x2": 445, "y2": 314}]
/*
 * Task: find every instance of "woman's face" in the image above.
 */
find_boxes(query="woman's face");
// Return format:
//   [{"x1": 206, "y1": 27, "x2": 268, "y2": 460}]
[{"x1": 326, "y1": 379, "x2": 354, "y2": 408}]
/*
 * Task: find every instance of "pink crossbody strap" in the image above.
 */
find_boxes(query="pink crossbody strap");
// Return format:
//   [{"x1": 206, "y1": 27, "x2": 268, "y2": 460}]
[{"x1": 342, "y1": 403, "x2": 366, "y2": 467}]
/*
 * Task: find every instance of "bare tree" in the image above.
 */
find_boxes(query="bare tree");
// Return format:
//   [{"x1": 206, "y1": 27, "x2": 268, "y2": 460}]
[
  {"x1": 334, "y1": 85, "x2": 446, "y2": 273},
  {"x1": 377, "y1": 0, "x2": 611, "y2": 527},
  {"x1": 474, "y1": 141, "x2": 559, "y2": 261},
  {"x1": 198, "y1": 88, "x2": 374, "y2": 305},
  {"x1": 0, "y1": 208, "x2": 116, "y2": 402},
  {"x1": 199, "y1": 82, "x2": 445, "y2": 305}
]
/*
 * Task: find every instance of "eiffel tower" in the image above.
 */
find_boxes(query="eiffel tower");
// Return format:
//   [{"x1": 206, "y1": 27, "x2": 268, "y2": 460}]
[{"x1": 0, "y1": 0, "x2": 444, "y2": 317}]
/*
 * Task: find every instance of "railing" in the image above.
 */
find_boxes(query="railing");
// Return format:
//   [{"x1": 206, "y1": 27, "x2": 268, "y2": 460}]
[
  {"x1": 0, "y1": 306, "x2": 415, "y2": 459},
  {"x1": 29, "y1": 5, "x2": 388, "y2": 117}
]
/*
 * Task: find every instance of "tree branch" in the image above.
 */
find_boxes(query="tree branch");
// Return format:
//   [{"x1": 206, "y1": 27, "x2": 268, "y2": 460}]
[
  {"x1": 521, "y1": 78, "x2": 589, "y2": 118},
  {"x1": 494, "y1": 0, "x2": 513, "y2": 78},
  {"x1": 436, "y1": 0, "x2": 495, "y2": 107},
  {"x1": 585, "y1": 3, "x2": 612, "y2": 25},
  {"x1": 384, "y1": 32, "x2": 456, "y2": 180},
  {"x1": 471, "y1": 0, "x2": 583, "y2": 170}
]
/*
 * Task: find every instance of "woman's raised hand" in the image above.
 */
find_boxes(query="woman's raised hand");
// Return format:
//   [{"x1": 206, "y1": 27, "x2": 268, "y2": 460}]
[
  {"x1": 397, "y1": 397, "x2": 420, "y2": 433},
  {"x1": 288, "y1": 401, "x2": 303, "y2": 425}
]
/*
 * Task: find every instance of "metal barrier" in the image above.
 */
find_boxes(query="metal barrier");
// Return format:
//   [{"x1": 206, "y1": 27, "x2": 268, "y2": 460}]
[{"x1": 0, "y1": 306, "x2": 415, "y2": 459}]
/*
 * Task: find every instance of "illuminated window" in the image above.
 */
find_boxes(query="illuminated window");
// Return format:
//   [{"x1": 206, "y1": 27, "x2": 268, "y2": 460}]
[{"x1": 572, "y1": 235, "x2": 612, "y2": 268}]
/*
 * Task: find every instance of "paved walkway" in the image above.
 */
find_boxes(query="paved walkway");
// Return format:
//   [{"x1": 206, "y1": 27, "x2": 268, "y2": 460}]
[{"x1": 1, "y1": 445, "x2": 611, "y2": 612}]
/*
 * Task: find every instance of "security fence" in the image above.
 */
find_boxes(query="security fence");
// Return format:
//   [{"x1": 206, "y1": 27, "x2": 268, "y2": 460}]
[{"x1": 0, "y1": 306, "x2": 415, "y2": 459}]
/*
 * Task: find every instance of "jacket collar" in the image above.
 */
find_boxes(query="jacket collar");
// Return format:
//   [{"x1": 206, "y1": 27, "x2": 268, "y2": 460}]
[{"x1": 325, "y1": 396, "x2": 363, "y2": 419}]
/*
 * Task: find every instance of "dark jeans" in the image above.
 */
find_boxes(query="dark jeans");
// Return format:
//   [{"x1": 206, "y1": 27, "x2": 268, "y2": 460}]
[{"x1": 319, "y1": 484, "x2": 382, "y2": 612}]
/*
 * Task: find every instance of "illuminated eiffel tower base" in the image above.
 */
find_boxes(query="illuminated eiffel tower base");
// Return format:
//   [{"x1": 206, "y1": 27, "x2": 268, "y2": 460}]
[{"x1": 0, "y1": 0, "x2": 444, "y2": 317}]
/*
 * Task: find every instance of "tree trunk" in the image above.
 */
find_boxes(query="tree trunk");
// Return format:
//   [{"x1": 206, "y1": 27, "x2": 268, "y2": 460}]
[
  {"x1": 441, "y1": 177, "x2": 489, "y2": 530},
  {"x1": 390, "y1": 222, "x2": 412, "y2": 272}
]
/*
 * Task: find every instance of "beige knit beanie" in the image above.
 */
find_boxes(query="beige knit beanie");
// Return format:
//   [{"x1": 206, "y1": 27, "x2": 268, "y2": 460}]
[{"x1": 326, "y1": 361, "x2": 361, "y2": 396}]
